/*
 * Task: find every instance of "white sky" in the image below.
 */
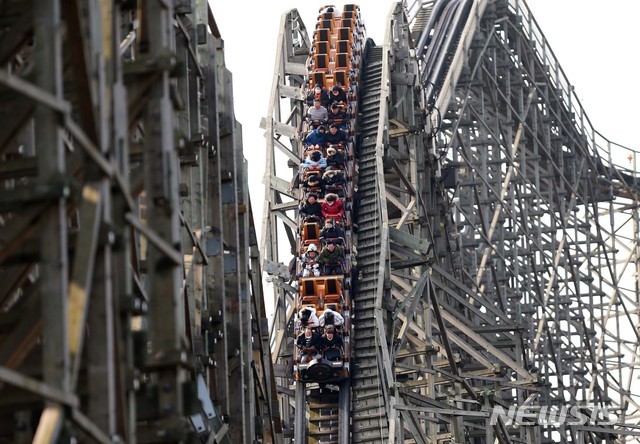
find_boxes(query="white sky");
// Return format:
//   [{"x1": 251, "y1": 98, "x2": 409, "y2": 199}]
[{"x1": 208, "y1": 0, "x2": 640, "y2": 248}]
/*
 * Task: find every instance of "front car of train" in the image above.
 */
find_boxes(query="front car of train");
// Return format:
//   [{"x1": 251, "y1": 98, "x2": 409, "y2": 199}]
[{"x1": 292, "y1": 4, "x2": 366, "y2": 384}]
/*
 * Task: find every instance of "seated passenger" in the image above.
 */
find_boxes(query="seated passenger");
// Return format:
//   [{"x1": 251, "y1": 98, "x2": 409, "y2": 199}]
[
  {"x1": 323, "y1": 167, "x2": 345, "y2": 197},
  {"x1": 306, "y1": 84, "x2": 331, "y2": 107},
  {"x1": 304, "y1": 125, "x2": 327, "y2": 148},
  {"x1": 306, "y1": 99, "x2": 328, "y2": 128},
  {"x1": 327, "y1": 104, "x2": 350, "y2": 130},
  {"x1": 321, "y1": 193, "x2": 344, "y2": 219},
  {"x1": 328, "y1": 85, "x2": 347, "y2": 106},
  {"x1": 319, "y1": 218, "x2": 344, "y2": 245},
  {"x1": 300, "y1": 244, "x2": 321, "y2": 277},
  {"x1": 319, "y1": 242, "x2": 344, "y2": 275},
  {"x1": 302, "y1": 173, "x2": 325, "y2": 197},
  {"x1": 298, "y1": 307, "x2": 319, "y2": 328},
  {"x1": 296, "y1": 326, "x2": 321, "y2": 363},
  {"x1": 302, "y1": 149, "x2": 327, "y2": 171},
  {"x1": 319, "y1": 325, "x2": 343, "y2": 361},
  {"x1": 300, "y1": 194, "x2": 323, "y2": 222},
  {"x1": 318, "y1": 307, "x2": 345, "y2": 328},
  {"x1": 324, "y1": 124, "x2": 348, "y2": 146},
  {"x1": 326, "y1": 147, "x2": 346, "y2": 168}
]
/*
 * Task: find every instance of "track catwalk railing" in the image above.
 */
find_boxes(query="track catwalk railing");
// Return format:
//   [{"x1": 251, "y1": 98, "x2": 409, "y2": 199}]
[
  {"x1": 350, "y1": 41, "x2": 390, "y2": 443},
  {"x1": 351, "y1": 3, "x2": 442, "y2": 442}
]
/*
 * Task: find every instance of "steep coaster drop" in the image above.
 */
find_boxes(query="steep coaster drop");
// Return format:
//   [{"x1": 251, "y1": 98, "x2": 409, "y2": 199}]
[{"x1": 291, "y1": 5, "x2": 365, "y2": 443}]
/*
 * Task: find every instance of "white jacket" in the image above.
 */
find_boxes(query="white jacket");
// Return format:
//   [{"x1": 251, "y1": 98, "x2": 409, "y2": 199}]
[
  {"x1": 298, "y1": 307, "x2": 319, "y2": 328},
  {"x1": 318, "y1": 307, "x2": 345, "y2": 327}
]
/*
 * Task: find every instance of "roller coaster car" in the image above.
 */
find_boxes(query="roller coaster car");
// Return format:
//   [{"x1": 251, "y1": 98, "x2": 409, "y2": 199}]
[
  {"x1": 293, "y1": 299, "x2": 351, "y2": 381},
  {"x1": 300, "y1": 222, "x2": 320, "y2": 246},
  {"x1": 298, "y1": 276, "x2": 343, "y2": 306},
  {"x1": 309, "y1": 71, "x2": 326, "y2": 89},
  {"x1": 295, "y1": 355, "x2": 349, "y2": 382},
  {"x1": 292, "y1": 3, "x2": 362, "y2": 387}
]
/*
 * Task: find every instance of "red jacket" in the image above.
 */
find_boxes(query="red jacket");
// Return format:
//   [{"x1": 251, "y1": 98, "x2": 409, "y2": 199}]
[{"x1": 321, "y1": 199, "x2": 344, "y2": 218}]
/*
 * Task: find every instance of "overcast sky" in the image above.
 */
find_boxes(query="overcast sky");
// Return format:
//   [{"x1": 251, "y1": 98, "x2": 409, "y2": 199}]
[{"x1": 208, "y1": 0, "x2": 640, "y2": 247}]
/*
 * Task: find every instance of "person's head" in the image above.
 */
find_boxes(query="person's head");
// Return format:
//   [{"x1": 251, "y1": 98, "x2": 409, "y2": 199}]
[
  {"x1": 307, "y1": 194, "x2": 317, "y2": 203},
  {"x1": 327, "y1": 242, "x2": 336, "y2": 251},
  {"x1": 305, "y1": 326, "x2": 313, "y2": 337},
  {"x1": 315, "y1": 85, "x2": 322, "y2": 94},
  {"x1": 329, "y1": 124, "x2": 338, "y2": 133},
  {"x1": 325, "y1": 193, "x2": 336, "y2": 203},
  {"x1": 330, "y1": 104, "x2": 339, "y2": 113},
  {"x1": 301, "y1": 308, "x2": 311, "y2": 322},
  {"x1": 307, "y1": 243, "x2": 318, "y2": 256},
  {"x1": 325, "y1": 311, "x2": 335, "y2": 324},
  {"x1": 313, "y1": 99, "x2": 321, "y2": 108},
  {"x1": 325, "y1": 324, "x2": 335, "y2": 338},
  {"x1": 311, "y1": 150, "x2": 321, "y2": 161},
  {"x1": 327, "y1": 146, "x2": 336, "y2": 156},
  {"x1": 332, "y1": 86, "x2": 341, "y2": 94},
  {"x1": 325, "y1": 218, "x2": 334, "y2": 227},
  {"x1": 317, "y1": 125, "x2": 326, "y2": 134}
]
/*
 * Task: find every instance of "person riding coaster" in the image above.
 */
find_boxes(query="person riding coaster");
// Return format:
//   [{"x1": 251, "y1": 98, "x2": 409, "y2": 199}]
[
  {"x1": 299, "y1": 243, "x2": 321, "y2": 277},
  {"x1": 295, "y1": 325, "x2": 346, "y2": 381},
  {"x1": 319, "y1": 325, "x2": 343, "y2": 361},
  {"x1": 319, "y1": 217, "x2": 344, "y2": 245},
  {"x1": 319, "y1": 242, "x2": 344, "y2": 275},
  {"x1": 321, "y1": 193, "x2": 344, "y2": 220}
]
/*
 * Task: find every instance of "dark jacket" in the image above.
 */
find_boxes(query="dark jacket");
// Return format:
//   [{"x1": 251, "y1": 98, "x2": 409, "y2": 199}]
[
  {"x1": 305, "y1": 129, "x2": 327, "y2": 147},
  {"x1": 301, "y1": 201, "x2": 323, "y2": 218},
  {"x1": 323, "y1": 171, "x2": 345, "y2": 187},
  {"x1": 303, "y1": 174, "x2": 325, "y2": 191},
  {"x1": 328, "y1": 89, "x2": 347, "y2": 104},
  {"x1": 326, "y1": 151, "x2": 346, "y2": 168},
  {"x1": 319, "y1": 333, "x2": 343, "y2": 350},
  {"x1": 327, "y1": 108, "x2": 349, "y2": 126},
  {"x1": 319, "y1": 245, "x2": 344, "y2": 265},
  {"x1": 320, "y1": 225, "x2": 344, "y2": 241},
  {"x1": 325, "y1": 129, "x2": 348, "y2": 146},
  {"x1": 297, "y1": 331, "x2": 321, "y2": 350},
  {"x1": 307, "y1": 90, "x2": 331, "y2": 107}
]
